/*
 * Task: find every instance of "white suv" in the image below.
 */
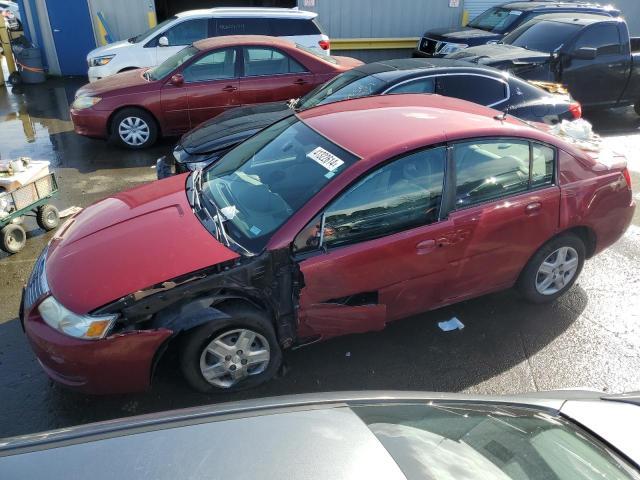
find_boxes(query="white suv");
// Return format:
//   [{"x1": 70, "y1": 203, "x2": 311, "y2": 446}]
[{"x1": 86, "y1": 8, "x2": 329, "y2": 82}]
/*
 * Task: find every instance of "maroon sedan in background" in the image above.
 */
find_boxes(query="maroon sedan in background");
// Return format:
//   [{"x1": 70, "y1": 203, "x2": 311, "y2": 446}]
[{"x1": 70, "y1": 35, "x2": 361, "y2": 149}]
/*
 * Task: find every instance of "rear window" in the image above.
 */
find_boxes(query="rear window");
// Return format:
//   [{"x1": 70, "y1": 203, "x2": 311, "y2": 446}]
[
  {"x1": 503, "y1": 20, "x2": 582, "y2": 53},
  {"x1": 270, "y1": 18, "x2": 321, "y2": 36}
]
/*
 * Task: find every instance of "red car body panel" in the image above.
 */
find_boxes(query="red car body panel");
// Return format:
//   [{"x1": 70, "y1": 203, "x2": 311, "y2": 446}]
[
  {"x1": 46, "y1": 173, "x2": 239, "y2": 314},
  {"x1": 70, "y1": 36, "x2": 361, "y2": 140},
  {"x1": 27, "y1": 95, "x2": 634, "y2": 393}
]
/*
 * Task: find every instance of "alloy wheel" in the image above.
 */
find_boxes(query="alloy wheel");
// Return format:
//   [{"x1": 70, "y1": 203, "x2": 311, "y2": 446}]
[
  {"x1": 199, "y1": 328, "x2": 270, "y2": 388},
  {"x1": 535, "y1": 246, "x2": 579, "y2": 295}
]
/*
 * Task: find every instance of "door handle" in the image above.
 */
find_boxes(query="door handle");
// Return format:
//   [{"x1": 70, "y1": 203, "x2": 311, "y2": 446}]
[
  {"x1": 293, "y1": 78, "x2": 308, "y2": 85},
  {"x1": 222, "y1": 85, "x2": 237, "y2": 92},
  {"x1": 415, "y1": 239, "x2": 436, "y2": 255},
  {"x1": 525, "y1": 202, "x2": 542, "y2": 215}
]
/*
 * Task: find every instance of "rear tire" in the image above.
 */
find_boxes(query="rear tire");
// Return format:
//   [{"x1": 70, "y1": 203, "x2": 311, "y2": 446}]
[
  {"x1": 1, "y1": 224, "x2": 27, "y2": 254},
  {"x1": 179, "y1": 304, "x2": 282, "y2": 393},
  {"x1": 36, "y1": 204, "x2": 60, "y2": 231},
  {"x1": 517, "y1": 234, "x2": 585, "y2": 303},
  {"x1": 110, "y1": 108, "x2": 158, "y2": 149}
]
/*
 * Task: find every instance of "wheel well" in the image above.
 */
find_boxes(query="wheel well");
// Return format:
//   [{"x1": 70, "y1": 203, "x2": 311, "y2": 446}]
[
  {"x1": 561, "y1": 226, "x2": 597, "y2": 258},
  {"x1": 107, "y1": 105, "x2": 160, "y2": 136}
]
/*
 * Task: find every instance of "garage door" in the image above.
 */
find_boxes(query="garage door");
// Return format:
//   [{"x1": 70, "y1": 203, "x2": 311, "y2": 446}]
[{"x1": 464, "y1": 0, "x2": 507, "y2": 20}]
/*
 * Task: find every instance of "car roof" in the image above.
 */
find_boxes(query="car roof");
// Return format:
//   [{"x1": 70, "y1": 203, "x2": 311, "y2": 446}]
[
  {"x1": 355, "y1": 58, "x2": 509, "y2": 82},
  {"x1": 501, "y1": 1, "x2": 618, "y2": 14},
  {"x1": 193, "y1": 34, "x2": 298, "y2": 51},
  {"x1": 526, "y1": 11, "x2": 621, "y2": 25},
  {"x1": 297, "y1": 94, "x2": 537, "y2": 160},
  {"x1": 176, "y1": 7, "x2": 317, "y2": 19}
]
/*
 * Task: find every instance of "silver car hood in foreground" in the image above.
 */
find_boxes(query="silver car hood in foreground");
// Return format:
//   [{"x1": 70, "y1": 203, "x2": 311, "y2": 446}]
[{"x1": 0, "y1": 390, "x2": 638, "y2": 479}]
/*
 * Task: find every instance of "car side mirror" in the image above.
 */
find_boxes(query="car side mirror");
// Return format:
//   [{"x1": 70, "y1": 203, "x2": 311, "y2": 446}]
[
  {"x1": 158, "y1": 36, "x2": 169, "y2": 47},
  {"x1": 170, "y1": 73, "x2": 184, "y2": 86},
  {"x1": 571, "y1": 47, "x2": 597, "y2": 60}
]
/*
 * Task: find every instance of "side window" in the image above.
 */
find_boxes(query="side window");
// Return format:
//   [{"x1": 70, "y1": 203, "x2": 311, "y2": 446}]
[
  {"x1": 163, "y1": 19, "x2": 209, "y2": 46},
  {"x1": 387, "y1": 78, "x2": 436, "y2": 94},
  {"x1": 243, "y1": 47, "x2": 307, "y2": 76},
  {"x1": 183, "y1": 49, "x2": 236, "y2": 83},
  {"x1": 573, "y1": 24, "x2": 622, "y2": 55},
  {"x1": 270, "y1": 18, "x2": 321, "y2": 36},
  {"x1": 436, "y1": 75, "x2": 507, "y2": 106},
  {"x1": 531, "y1": 143, "x2": 555, "y2": 188},
  {"x1": 453, "y1": 139, "x2": 530, "y2": 208},
  {"x1": 294, "y1": 148, "x2": 446, "y2": 253},
  {"x1": 214, "y1": 17, "x2": 271, "y2": 36}
]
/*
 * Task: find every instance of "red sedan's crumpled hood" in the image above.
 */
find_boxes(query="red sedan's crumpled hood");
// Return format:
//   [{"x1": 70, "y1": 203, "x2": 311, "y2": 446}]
[
  {"x1": 76, "y1": 69, "x2": 150, "y2": 97},
  {"x1": 46, "y1": 174, "x2": 239, "y2": 314}
]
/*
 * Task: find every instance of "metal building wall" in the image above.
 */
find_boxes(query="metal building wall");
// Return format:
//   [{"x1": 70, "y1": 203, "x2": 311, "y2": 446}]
[
  {"x1": 298, "y1": 0, "x2": 463, "y2": 62},
  {"x1": 612, "y1": 0, "x2": 640, "y2": 36},
  {"x1": 87, "y1": 0, "x2": 156, "y2": 44}
]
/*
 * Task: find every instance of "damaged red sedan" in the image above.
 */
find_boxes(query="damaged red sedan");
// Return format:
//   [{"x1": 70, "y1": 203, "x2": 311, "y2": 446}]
[{"x1": 22, "y1": 95, "x2": 634, "y2": 394}]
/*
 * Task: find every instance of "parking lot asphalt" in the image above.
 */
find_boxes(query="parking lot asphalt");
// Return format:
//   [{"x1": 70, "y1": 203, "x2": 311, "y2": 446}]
[{"x1": 0, "y1": 78, "x2": 639, "y2": 438}]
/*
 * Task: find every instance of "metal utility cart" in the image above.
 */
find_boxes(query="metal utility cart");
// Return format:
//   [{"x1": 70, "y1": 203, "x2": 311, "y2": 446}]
[{"x1": 0, "y1": 173, "x2": 60, "y2": 253}]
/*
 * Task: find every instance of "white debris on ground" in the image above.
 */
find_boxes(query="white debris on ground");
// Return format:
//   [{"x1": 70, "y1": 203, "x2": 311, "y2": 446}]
[{"x1": 438, "y1": 317, "x2": 465, "y2": 332}]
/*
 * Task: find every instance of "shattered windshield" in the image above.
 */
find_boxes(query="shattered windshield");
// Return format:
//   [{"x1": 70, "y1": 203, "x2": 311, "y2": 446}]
[
  {"x1": 201, "y1": 116, "x2": 358, "y2": 252},
  {"x1": 298, "y1": 70, "x2": 385, "y2": 109}
]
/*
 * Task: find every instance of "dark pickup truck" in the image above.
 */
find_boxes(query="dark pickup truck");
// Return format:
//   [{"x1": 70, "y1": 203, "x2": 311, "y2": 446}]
[
  {"x1": 447, "y1": 14, "x2": 640, "y2": 112},
  {"x1": 413, "y1": 1, "x2": 618, "y2": 58}
]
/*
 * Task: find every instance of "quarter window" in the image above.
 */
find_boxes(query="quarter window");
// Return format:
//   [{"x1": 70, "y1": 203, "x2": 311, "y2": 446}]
[
  {"x1": 436, "y1": 75, "x2": 507, "y2": 106},
  {"x1": 453, "y1": 139, "x2": 555, "y2": 209},
  {"x1": 295, "y1": 148, "x2": 446, "y2": 253},
  {"x1": 243, "y1": 47, "x2": 307, "y2": 76},
  {"x1": 387, "y1": 78, "x2": 436, "y2": 94},
  {"x1": 163, "y1": 19, "x2": 209, "y2": 46},
  {"x1": 183, "y1": 49, "x2": 236, "y2": 82}
]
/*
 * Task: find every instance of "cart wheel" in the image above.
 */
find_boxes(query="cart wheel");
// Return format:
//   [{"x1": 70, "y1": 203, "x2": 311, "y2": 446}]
[
  {"x1": 36, "y1": 205, "x2": 60, "y2": 231},
  {"x1": 1, "y1": 224, "x2": 27, "y2": 254},
  {"x1": 8, "y1": 72, "x2": 22, "y2": 86}
]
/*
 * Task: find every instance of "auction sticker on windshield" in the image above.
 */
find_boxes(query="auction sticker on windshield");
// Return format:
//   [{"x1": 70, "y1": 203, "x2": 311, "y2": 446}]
[{"x1": 308, "y1": 147, "x2": 345, "y2": 172}]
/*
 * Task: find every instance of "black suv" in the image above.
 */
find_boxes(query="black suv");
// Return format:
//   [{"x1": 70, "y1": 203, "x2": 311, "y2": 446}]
[{"x1": 413, "y1": 1, "x2": 619, "y2": 58}]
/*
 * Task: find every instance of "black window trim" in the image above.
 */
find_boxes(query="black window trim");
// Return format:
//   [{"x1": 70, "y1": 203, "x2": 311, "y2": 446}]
[
  {"x1": 239, "y1": 46, "x2": 310, "y2": 78},
  {"x1": 292, "y1": 143, "x2": 449, "y2": 259},
  {"x1": 382, "y1": 72, "x2": 511, "y2": 108},
  {"x1": 181, "y1": 46, "x2": 241, "y2": 84},
  {"x1": 441, "y1": 136, "x2": 558, "y2": 215}
]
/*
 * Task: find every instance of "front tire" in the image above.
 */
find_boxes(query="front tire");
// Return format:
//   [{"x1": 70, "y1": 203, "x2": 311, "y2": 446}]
[
  {"x1": 110, "y1": 108, "x2": 158, "y2": 149},
  {"x1": 179, "y1": 304, "x2": 282, "y2": 393},
  {"x1": 1, "y1": 223, "x2": 27, "y2": 254},
  {"x1": 518, "y1": 234, "x2": 585, "y2": 303}
]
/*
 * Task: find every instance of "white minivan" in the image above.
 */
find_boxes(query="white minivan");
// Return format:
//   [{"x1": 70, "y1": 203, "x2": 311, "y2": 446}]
[{"x1": 86, "y1": 7, "x2": 330, "y2": 82}]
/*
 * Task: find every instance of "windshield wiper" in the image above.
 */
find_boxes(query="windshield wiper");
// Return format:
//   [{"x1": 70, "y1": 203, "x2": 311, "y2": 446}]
[
  {"x1": 287, "y1": 97, "x2": 300, "y2": 110},
  {"x1": 193, "y1": 171, "x2": 231, "y2": 247}
]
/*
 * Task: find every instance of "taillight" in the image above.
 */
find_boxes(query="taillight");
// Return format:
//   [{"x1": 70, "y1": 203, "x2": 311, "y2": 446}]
[
  {"x1": 569, "y1": 102, "x2": 582, "y2": 119},
  {"x1": 622, "y1": 167, "x2": 632, "y2": 189},
  {"x1": 318, "y1": 40, "x2": 330, "y2": 51}
]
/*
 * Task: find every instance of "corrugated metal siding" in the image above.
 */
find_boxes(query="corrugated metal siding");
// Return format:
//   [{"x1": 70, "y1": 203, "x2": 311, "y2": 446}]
[
  {"x1": 464, "y1": 0, "x2": 505, "y2": 20},
  {"x1": 334, "y1": 48, "x2": 414, "y2": 63},
  {"x1": 87, "y1": 0, "x2": 154, "y2": 43},
  {"x1": 613, "y1": 0, "x2": 640, "y2": 36},
  {"x1": 298, "y1": 0, "x2": 463, "y2": 38}
]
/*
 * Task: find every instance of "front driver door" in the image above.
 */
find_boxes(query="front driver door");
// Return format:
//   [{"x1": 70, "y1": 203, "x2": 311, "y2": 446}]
[
  {"x1": 182, "y1": 48, "x2": 241, "y2": 128},
  {"x1": 294, "y1": 147, "x2": 456, "y2": 340}
]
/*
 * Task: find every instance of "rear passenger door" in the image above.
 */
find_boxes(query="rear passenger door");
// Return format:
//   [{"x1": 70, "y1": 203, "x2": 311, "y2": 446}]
[
  {"x1": 238, "y1": 46, "x2": 315, "y2": 104},
  {"x1": 441, "y1": 139, "x2": 560, "y2": 302},
  {"x1": 182, "y1": 48, "x2": 240, "y2": 128},
  {"x1": 435, "y1": 74, "x2": 510, "y2": 109}
]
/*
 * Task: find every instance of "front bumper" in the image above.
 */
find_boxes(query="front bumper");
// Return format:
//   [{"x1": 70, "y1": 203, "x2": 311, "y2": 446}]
[
  {"x1": 70, "y1": 107, "x2": 110, "y2": 139},
  {"x1": 87, "y1": 65, "x2": 117, "y2": 83},
  {"x1": 22, "y1": 298, "x2": 172, "y2": 394}
]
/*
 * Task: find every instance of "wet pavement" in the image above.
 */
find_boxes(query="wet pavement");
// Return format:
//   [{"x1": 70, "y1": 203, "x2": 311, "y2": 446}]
[{"x1": 0, "y1": 78, "x2": 639, "y2": 438}]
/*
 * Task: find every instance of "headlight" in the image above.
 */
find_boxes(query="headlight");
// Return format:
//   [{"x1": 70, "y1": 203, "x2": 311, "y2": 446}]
[
  {"x1": 71, "y1": 96, "x2": 102, "y2": 110},
  {"x1": 439, "y1": 43, "x2": 468, "y2": 55},
  {"x1": 38, "y1": 296, "x2": 117, "y2": 340},
  {"x1": 89, "y1": 55, "x2": 115, "y2": 67}
]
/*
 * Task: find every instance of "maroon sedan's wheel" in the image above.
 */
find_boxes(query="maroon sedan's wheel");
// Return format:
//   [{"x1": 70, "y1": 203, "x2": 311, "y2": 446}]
[
  {"x1": 110, "y1": 108, "x2": 158, "y2": 149},
  {"x1": 517, "y1": 234, "x2": 585, "y2": 304},
  {"x1": 179, "y1": 304, "x2": 282, "y2": 393}
]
